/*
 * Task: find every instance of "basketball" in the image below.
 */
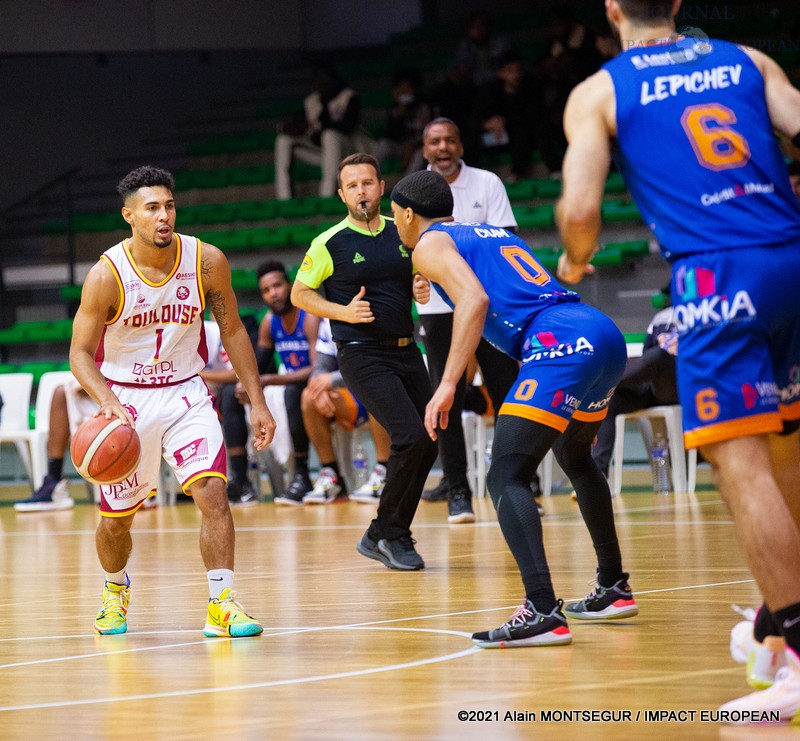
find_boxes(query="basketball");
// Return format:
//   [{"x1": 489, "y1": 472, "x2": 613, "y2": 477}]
[{"x1": 70, "y1": 415, "x2": 141, "y2": 485}]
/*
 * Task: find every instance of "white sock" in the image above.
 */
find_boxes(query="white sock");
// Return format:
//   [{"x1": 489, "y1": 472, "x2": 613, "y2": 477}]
[
  {"x1": 208, "y1": 569, "x2": 234, "y2": 599},
  {"x1": 105, "y1": 569, "x2": 128, "y2": 586}
]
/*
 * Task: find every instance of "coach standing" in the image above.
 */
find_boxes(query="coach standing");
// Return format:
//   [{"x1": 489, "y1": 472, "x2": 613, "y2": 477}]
[{"x1": 291, "y1": 153, "x2": 438, "y2": 571}]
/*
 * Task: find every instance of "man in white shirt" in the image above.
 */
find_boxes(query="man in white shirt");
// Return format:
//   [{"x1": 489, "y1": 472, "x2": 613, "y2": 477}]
[{"x1": 417, "y1": 118, "x2": 521, "y2": 522}]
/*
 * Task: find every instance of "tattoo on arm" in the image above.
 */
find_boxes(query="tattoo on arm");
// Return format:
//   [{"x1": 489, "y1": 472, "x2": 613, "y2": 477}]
[{"x1": 207, "y1": 290, "x2": 230, "y2": 333}]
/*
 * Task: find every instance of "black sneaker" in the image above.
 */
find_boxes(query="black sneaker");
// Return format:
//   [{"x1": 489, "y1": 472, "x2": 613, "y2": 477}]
[
  {"x1": 228, "y1": 478, "x2": 260, "y2": 507},
  {"x1": 472, "y1": 599, "x2": 572, "y2": 648},
  {"x1": 422, "y1": 478, "x2": 448, "y2": 502},
  {"x1": 356, "y1": 531, "x2": 425, "y2": 571},
  {"x1": 565, "y1": 572, "x2": 639, "y2": 620},
  {"x1": 448, "y1": 487, "x2": 475, "y2": 524},
  {"x1": 274, "y1": 472, "x2": 312, "y2": 506}
]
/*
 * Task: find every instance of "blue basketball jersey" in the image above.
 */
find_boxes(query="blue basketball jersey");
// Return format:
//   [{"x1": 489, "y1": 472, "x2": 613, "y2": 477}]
[
  {"x1": 421, "y1": 222, "x2": 580, "y2": 360},
  {"x1": 271, "y1": 309, "x2": 310, "y2": 371},
  {"x1": 604, "y1": 38, "x2": 800, "y2": 260}
]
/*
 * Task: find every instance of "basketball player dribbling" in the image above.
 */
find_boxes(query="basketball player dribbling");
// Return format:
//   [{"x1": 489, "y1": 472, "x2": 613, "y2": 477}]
[{"x1": 69, "y1": 165, "x2": 275, "y2": 638}]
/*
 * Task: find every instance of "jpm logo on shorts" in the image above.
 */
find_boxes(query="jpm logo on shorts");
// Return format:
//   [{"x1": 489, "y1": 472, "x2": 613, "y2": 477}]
[
  {"x1": 101, "y1": 474, "x2": 149, "y2": 500},
  {"x1": 174, "y1": 438, "x2": 209, "y2": 467}
]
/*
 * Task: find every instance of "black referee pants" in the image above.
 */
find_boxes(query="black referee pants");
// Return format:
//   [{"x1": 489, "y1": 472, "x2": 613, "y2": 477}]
[
  {"x1": 338, "y1": 342, "x2": 438, "y2": 541},
  {"x1": 420, "y1": 312, "x2": 519, "y2": 490}
]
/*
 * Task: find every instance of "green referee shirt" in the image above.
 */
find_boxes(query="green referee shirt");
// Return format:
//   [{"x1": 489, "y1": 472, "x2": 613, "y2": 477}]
[{"x1": 295, "y1": 216, "x2": 415, "y2": 343}]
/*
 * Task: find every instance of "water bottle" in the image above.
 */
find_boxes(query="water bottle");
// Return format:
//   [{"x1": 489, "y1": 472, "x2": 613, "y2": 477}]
[
  {"x1": 650, "y1": 433, "x2": 670, "y2": 495},
  {"x1": 353, "y1": 439, "x2": 369, "y2": 489}
]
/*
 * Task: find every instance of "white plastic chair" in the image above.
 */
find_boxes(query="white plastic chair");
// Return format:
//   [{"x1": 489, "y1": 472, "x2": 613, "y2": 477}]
[
  {"x1": 29, "y1": 370, "x2": 76, "y2": 488},
  {"x1": 610, "y1": 404, "x2": 697, "y2": 495},
  {"x1": 0, "y1": 373, "x2": 36, "y2": 484}
]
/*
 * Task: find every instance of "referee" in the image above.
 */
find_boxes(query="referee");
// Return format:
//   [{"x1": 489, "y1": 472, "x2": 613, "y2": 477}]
[{"x1": 291, "y1": 153, "x2": 438, "y2": 570}]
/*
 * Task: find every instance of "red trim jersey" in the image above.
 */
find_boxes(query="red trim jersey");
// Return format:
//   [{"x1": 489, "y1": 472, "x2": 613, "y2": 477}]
[{"x1": 96, "y1": 234, "x2": 208, "y2": 386}]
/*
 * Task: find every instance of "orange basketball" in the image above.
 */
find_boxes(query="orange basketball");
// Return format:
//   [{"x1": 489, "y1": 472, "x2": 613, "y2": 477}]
[{"x1": 70, "y1": 415, "x2": 141, "y2": 485}]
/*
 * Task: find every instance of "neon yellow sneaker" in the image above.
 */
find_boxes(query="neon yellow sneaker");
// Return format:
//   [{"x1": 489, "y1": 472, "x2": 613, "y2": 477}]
[
  {"x1": 94, "y1": 576, "x2": 130, "y2": 635},
  {"x1": 203, "y1": 588, "x2": 263, "y2": 638}
]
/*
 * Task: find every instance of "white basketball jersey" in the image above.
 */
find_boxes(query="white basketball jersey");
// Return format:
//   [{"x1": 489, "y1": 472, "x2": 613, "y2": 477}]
[{"x1": 97, "y1": 235, "x2": 208, "y2": 385}]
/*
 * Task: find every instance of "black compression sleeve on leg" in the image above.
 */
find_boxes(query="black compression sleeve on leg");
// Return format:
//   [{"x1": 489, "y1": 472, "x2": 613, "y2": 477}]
[
  {"x1": 553, "y1": 418, "x2": 623, "y2": 586},
  {"x1": 488, "y1": 415, "x2": 561, "y2": 612}
]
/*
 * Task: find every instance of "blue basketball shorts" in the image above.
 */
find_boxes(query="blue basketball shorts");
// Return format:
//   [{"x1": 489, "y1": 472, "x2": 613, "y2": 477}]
[
  {"x1": 671, "y1": 244, "x2": 800, "y2": 448},
  {"x1": 499, "y1": 303, "x2": 627, "y2": 432}
]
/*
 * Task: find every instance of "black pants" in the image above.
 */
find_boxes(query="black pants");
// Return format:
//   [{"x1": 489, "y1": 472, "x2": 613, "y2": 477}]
[
  {"x1": 218, "y1": 382, "x2": 249, "y2": 449},
  {"x1": 420, "y1": 312, "x2": 519, "y2": 490},
  {"x1": 284, "y1": 381, "x2": 309, "y2": 459},
  {"x1": 338, "y1": 341, "x2": 438, "y2": 541}
]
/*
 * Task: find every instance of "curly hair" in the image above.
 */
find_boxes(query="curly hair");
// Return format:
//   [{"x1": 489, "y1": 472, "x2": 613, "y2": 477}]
[{"x1": 117, "y1": 165, "x2": 175, "y2": 202}]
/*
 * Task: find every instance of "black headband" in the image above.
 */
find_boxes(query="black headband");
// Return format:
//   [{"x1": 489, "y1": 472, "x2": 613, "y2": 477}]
[{"x1": 391, "y1": 170, "x2": 455, "y2": 218}]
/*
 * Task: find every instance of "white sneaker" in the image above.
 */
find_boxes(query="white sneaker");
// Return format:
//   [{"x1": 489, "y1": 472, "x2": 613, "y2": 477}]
[
  {"x1": 302, "y1": 467, "x2": 342, "y2": 505},
  {"x1": 729, "y1": 605, "x2": 787, "y2": 688},
  {"x1": 15, "y1": 476, "x2": 74, "y2": 512},
  {"x1": 718, "y1": 649, "x2": 800, "y2": 724},
  {"x1": 350, "y1": 464, "x2": 386, "y2": 504}
]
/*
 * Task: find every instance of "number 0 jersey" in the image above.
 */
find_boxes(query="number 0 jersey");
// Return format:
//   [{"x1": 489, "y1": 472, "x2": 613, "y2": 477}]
[
  {"x1": 97, "y1": 235, "x2": 208, "y2": 386},
  {"x1": 421, "y1": 222, "x2": 580, "y2": 361},
  {"x1": 603, "y1": 38, "x2": 800, "y2": 260}
]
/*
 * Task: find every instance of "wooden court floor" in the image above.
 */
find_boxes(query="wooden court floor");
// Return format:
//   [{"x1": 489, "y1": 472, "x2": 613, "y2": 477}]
[{"x1": 0, "y1": 482, "x2": 793, "y2": 740}]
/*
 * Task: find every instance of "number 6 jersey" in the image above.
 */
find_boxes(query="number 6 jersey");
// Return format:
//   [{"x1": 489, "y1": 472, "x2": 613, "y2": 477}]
[
  {"x1": 96, "y1": 235, "x2": 208, "y2": 386},
  {"x1": 603, "y1": 38, "x2": 800, "y2": 260}
]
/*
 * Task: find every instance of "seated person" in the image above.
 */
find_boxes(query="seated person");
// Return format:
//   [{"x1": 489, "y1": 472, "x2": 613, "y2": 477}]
[
  {"x1": 591, "y1": 292, "x2": 678, "y2": 478},
  {"x1": 236, "y1": 261, "x2": 320, "y2": 505},
  {"x1": 475, "y1": 50, "x2": 541, "y2": 182},
  {"x1": 201, "y1": 316, "x2": 266, "y2": 507},
  {"x1": 372, "y1": 67, "x2": 431, "y2": 176},
  {"x1": 274, "y1": 66, "x2": 361, "y2": 200},
  {"x1": 301, "y1": 317, "x2": 391, "y2": 504},
  {"x1": 14, "y1": 378, "x2": 95, "y2": 512}
]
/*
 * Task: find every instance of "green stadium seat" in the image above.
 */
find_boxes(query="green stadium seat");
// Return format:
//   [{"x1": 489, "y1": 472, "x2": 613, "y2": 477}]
[
  {"x1": 288, "y1": 224, "x2": 326, "y2": 248},
  {"x1": 276, "y1": 198, "x2": 321, "y2": 219},
  {"x1": 191, "y1": 170, "x2": 232, "y2": 189},
  {"x1": 230, "y1": 269, "x2": 258, "y2": 291},
  {"x1": 247, "y1": 226, "x2": 292, "y2": 250},
  {"x1": 235, "y1": 201, "x2": 278, "y2": 222},
  {"x1": 605, "y1": 172, "x2": 627, "y2": 194},
  {"x1": 531, "y1": 248, "x2": 560, "y2": 270},
  {"x1": 228, "y1": 166, "x2": 274, "y2": 186},
  {"x1": 0, "y1": 363, "x2": 18, "y2": 374},
  {"x1": 591, "y1": 246, "x2": 623, "y2": 266},
  {"x1": 319, "y1": 197, "x2": 346, "y2": 217},
  {"x1": 186, "y1": 135, "x2": 227, "y2": 156},
  {"x1": 504, "y1": 180, "x2": 536, "y2": 202},
  {"x1": 532, "y1": 179, "x2": 562, "y2": 199},
  {"x1": 59, "y1": 285, "x2": 83, "y2": 302},
  {"x1": 513, "y1": 204, "x2": 555, "y2": 229},
  {"x1": 602, "y1": 199, "x2": 642, "y2": 222}
]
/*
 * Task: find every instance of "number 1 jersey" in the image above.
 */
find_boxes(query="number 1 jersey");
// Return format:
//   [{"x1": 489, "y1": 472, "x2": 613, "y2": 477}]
[
  {"x1": 96, "y1": 235, "x2": 208, "y2": 386},
  {"x1": 603, "y1": 38, "x2": 800, "y2": 260}
]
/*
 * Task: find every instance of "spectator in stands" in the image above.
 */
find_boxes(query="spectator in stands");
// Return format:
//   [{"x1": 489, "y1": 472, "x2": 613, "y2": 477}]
[
  {"x1": 274, "y1": 65, "x2": 361, "y2": 200},
  {"x1": 789, "y1": 160, "x2": 800, "y2": 201},
  {"x1": 429, "y1": 64, "x2": 480, "y2": 163},
  {"x1": 13, "y1": 379, "x2": 90, "y2": 512},
  {"x1": 535, "y1": 7, "x2": 602, "y2": 176},
  {"x1": 452, "y1": 10, "x2": 511, "y2": 86},
  {"x1": 236, "y1": 260, "x2": 319, "y2": 505},
  {"x1": 301, "y1": 317, "x2": 391, "y2": 504},
  {"x1": 475, "y1": 50, "x2": 541, "y2": 182},
  {"x1": 372, "y1": 67, "x2": 431, "y2": 176},
  {"x1": 589, "y1": 289, "x2": 678, "y2": 479}
]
